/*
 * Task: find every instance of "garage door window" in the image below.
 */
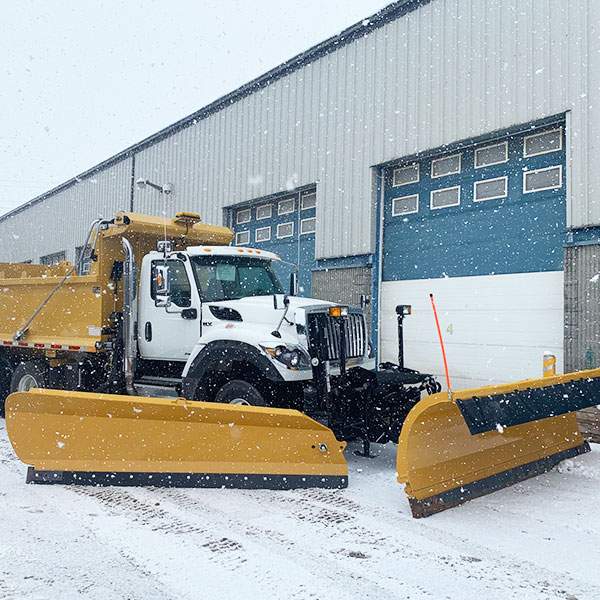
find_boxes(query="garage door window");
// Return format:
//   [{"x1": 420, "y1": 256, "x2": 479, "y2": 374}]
[
  {"x1": 236, "y1": 208, "x2": 251, "y2": 224},
  {"x1": 523, "y1": 166, "x2": 562, "y2": 193},
  {"x1": 475, "y1": 142, "x2": 508, "y2": 168},
  {"x1": 523, "y1": 128, "x2": 562, "y2": 158},
  {"x1": 430, "y1": 186, "x2": 460, "y2": 209},
  {"x1": 300, "y1": 217, "x2": 316, "y2": 235},
  {"x1": 431, "y1": 154, "x2": 461, "y2": 178},
  {"x1": 301, "y1": 191, "x2": 316, "y2": 210},
  {"x1": 392, "y1": 194, "x2": 418, "y2": 216},
  {"x1": 474, "y1": 176, "x2": 508, "y2": 202},
  {"x1": 255, "y1": 226, "x2": 271, "y2": 242},
  {"x1": 278, "y1": 198, "x2": 295, "y2": 215},
  {"x1": 40, "y1": 251, "x2": 66, "y2": 265},
  {"x1": 256, "y1": 204, "x2": 272, "y2": 220},
  {"x1": 277, "y1": 222, "x2": 294, "y2": 239},
  {"x1": 392, "y1": 163, "x2": 419, "y2": 187},
  {"x1": 235, "y1": 230, "x2": 249, "y2": 245}
]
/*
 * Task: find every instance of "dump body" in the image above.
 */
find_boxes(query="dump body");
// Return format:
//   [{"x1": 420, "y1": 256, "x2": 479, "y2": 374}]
[{"x1": 0, "y1": 212, "x2": 232, "y2": 353}]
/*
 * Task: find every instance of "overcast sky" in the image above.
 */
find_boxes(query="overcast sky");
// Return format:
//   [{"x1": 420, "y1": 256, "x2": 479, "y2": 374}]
[{"x1": 0, "y1": 0, "x2": 390, "y2": 216}]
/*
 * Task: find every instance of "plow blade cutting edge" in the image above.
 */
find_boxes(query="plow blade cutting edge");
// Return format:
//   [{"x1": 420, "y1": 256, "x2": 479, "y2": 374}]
[
  {"x1": 5, "y1": 389, "x2": 348, "y2": 489},
  {"x1": 397, "y1": 368, "x2": 600, "y2": 517}
]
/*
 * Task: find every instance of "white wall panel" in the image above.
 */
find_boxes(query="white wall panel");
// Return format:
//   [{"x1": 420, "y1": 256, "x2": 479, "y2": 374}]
[{"x1": 380, "y1": 271, "x2": 564, "y2": 390}]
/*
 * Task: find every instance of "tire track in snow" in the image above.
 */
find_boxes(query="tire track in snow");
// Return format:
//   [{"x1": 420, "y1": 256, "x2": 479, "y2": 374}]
[
  {"x1": 293, "y1": 486, "x2": 600, "y2": 599},
  {"x1": 71, "y1": 485, "x2": 405, "y2": 600},
  {"x1": 152, "y1": 486, "x2": 565, "y2": 600},
  {"x1": 196, "y1": 485, "x2": 598, "y2": 600}
]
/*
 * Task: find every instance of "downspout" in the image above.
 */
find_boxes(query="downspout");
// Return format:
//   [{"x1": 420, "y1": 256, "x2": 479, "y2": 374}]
[{"x1": 121, "y1": 237, "x2": 137, "y2": 395}]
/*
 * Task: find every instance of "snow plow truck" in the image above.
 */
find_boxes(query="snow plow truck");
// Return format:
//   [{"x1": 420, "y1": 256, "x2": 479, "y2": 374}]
[{"x1": 0, "y1": 211, "x2": 597, "y2": 517}]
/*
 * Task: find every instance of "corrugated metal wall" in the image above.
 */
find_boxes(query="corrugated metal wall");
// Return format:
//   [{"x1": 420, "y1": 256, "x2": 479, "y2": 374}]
[
  {"x1": 1, "y1": 0, "x2": 599, "y2": 261},
  {"x1": 311, "y1": 267, "x2": 372, "y2": 325},
  {"x1": 0, "y1": 159, "x2": 131, "y2": 263},
  {"x1": 133, "y1": 0, "x2": 600, "y2": 260},
  {"x1": 565, "y1": 245, "x2": 600, "y2": 441}
]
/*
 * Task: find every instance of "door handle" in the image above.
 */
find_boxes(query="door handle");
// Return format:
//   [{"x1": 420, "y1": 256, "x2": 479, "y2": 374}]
[{"x1": 145, "y1": 321, "x2": 152, "y2": 342}]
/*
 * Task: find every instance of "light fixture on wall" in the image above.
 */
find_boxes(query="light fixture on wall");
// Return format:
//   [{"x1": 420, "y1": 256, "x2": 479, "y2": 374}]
[{"x1": 135, "y1": 178, "x2": 173, "y2": 195}]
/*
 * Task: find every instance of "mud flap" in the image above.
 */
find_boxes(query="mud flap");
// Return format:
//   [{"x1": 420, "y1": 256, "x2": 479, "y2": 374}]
[
  {"x1": 397, "y1": 368, "x2": 600, "y2": 517},
  {"x1": 6, "y1": 389, "x2": 348, "y2": 489}
]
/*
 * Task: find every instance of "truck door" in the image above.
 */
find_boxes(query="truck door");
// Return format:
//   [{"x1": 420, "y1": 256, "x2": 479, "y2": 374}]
[{"x1": 138, "y1": 257, "x2": 201, "y2": 361}]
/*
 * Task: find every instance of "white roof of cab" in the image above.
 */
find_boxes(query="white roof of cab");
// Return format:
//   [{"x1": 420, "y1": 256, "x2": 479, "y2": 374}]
[{"x1": 186, "y1": 246, "x2": 280, "y2": 261}]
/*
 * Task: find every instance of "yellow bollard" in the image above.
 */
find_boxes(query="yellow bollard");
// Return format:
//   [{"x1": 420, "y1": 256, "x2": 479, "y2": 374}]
[{"x1": 543, "y1": 352, "x2": 557, "y2": 378}]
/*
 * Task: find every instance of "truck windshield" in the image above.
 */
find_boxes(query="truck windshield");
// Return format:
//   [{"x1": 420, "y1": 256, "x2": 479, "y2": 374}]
[{"x1": 190, "y1": 255, "x2": 284, "y2": 302}]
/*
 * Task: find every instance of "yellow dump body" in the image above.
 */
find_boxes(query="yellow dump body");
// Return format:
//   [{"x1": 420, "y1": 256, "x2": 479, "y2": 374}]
[{"x1": 0, "y1": 212, "x2": 232, "y2": 353}]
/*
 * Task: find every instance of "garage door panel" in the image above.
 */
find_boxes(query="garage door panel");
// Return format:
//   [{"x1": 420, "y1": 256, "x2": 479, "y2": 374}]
[
  {"x1": 381, "y1": 340, "x2": 562, "y2": 389},
  {"x1": 380, "y1": 271, "x2": 564, "y2": 389},
  {"x1": 381, "y1": 306, "x2": 563, "y2": 347}
]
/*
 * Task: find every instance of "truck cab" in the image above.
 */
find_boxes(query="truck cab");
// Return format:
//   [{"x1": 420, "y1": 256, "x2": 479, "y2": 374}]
[{"x1": 135, "y1": 245, "x2": 374, "y2": 406}]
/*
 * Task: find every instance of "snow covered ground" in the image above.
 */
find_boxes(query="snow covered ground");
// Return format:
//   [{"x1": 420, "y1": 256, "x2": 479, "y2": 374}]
[{"x1": 1, "y1": 420, "x2": 599, "y2": 600}]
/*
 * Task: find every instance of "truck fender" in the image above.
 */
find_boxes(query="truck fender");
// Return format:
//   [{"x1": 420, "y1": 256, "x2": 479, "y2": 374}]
[{"x1": 181, "y1": 340, "x2": 284, "y2": 401}]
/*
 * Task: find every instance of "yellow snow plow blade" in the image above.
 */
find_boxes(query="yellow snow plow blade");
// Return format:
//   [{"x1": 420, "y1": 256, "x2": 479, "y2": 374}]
[
  {"x1": 397, "y1": 368, "x2": 599, "y2": 517},
  {"x1": 6, "y1": 389, "x2": 348, "y2": 489}
]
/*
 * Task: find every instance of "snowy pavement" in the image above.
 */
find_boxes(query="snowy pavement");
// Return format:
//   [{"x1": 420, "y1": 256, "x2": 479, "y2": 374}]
[{"x1": 1, "y1": 421, "x2": 599, "y2": 600}]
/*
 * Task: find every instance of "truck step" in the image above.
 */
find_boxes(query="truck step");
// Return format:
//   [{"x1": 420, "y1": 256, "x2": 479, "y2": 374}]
[{"x1": 134, "y1": 376, "x2": 181, "y2": 398}]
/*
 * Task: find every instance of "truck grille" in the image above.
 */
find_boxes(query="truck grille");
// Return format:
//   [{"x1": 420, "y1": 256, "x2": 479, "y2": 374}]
[{"x1": 306, "y1": 311, "x2": 367, "y2": 362}]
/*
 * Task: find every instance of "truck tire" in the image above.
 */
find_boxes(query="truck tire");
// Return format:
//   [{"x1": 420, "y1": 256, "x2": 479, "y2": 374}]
[
  {"x1": 10, "y1": 360, "x2": 48, "y2": 394},
  {"x1": 0, "y1": 358, "x2": 13, "y2": 417},
  {"x1": 214, "y1": 379, "x2": 267, "y2": 406}
]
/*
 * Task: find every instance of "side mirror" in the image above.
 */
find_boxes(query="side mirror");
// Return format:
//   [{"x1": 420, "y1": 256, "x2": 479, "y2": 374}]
[
  {"x1": 289, "y1": 272, "x2": 298, "y2": 296},
  {"x1": 154, "y1": 264, "x2": 171, "y2": 307}
]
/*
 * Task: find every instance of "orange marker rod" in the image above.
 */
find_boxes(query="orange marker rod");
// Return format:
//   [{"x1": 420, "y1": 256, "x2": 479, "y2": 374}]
[{"x1": 429, "y1": 293, "x2": 452, "y2": 397}]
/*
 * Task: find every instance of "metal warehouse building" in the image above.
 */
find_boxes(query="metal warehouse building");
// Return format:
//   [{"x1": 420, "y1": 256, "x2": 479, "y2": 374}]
[{"x1": 1, "y1": 0, "x2": 599, "y2": 432}]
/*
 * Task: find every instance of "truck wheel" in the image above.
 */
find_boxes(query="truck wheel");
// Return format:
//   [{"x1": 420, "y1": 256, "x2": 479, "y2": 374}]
[
  {"x1": 214, "y1": 380, "x2": 267, "y2": 406},
  {"x1": 0, "y1": 358, "x2": 13, "y2": 417},
  {"x1": 10, "y1": 360, "x2": 47, "y2": 394}
]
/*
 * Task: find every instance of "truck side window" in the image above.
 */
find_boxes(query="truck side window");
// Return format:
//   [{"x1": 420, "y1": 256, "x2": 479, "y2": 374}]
[{"x1": 151, "y1": 260, "x2": 192, "y2": 307}]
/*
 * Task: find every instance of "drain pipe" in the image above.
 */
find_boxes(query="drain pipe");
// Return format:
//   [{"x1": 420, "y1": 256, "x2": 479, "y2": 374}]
[{"x1": 122, "y1": 237, "x2": 138, "y2": 395}]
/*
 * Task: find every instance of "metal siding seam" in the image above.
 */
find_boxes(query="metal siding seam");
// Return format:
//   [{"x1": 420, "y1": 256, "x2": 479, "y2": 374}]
[
  {"x1": 333, "y1": 47, "x2": 344, "y2": 258},
  {"x1": 339, "y1": 42, "x2": 351, "y2": 257},
  {"x1": 221, "y1": 106, "x2": 231, "y2": 211},
  {"x1": 236, "y1": 98, "x2": 245, "y2": 206},
  {"x1": 585, "y1": 0, "x2": 598, "y2": 227},
  {"x1": 284, "y1": 73, "x2": 293, "y2": 190},
  {"x1": 314, "y1": 54, "x2": 328, "y2": 260},
  {"x1": 434, "y1": 0, "x2": 444, "y2": 145}
]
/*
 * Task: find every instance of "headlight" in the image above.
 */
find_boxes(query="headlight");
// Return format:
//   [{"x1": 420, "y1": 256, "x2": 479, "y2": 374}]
[{"x1": 261, "y1": 345, "x2": 307, "y2": 369}]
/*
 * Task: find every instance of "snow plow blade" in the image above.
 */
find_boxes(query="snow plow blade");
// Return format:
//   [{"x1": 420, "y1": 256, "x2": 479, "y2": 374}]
[
  {"x1": 5, "y1": 389, "x2": 348, "y2": 489},
  {"x1": 397, "y1": 368, "x2": 600, "y2": 517}
]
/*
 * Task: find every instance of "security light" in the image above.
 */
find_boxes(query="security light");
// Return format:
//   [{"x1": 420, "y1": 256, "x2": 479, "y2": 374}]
[{"x1": 135, "y1": 178, "x2": 173, "y2": 194}]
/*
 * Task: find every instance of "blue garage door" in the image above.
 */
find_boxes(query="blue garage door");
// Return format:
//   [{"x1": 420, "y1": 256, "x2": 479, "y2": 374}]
[
  {"x1": 380, "y1": 121, "x2": 567, "y2": 388},
  {"x1": 382, "y1": 123, "x2": 566, "y2": 280},
  {"x1": 230, "y1": 189, "x2": 317, "y2": 296}
]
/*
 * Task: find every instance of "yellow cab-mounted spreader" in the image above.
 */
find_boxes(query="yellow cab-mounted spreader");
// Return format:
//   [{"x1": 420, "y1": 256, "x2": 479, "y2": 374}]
[{"x1": 1, "y1": 212, "x2": 597, "y2": 516}]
